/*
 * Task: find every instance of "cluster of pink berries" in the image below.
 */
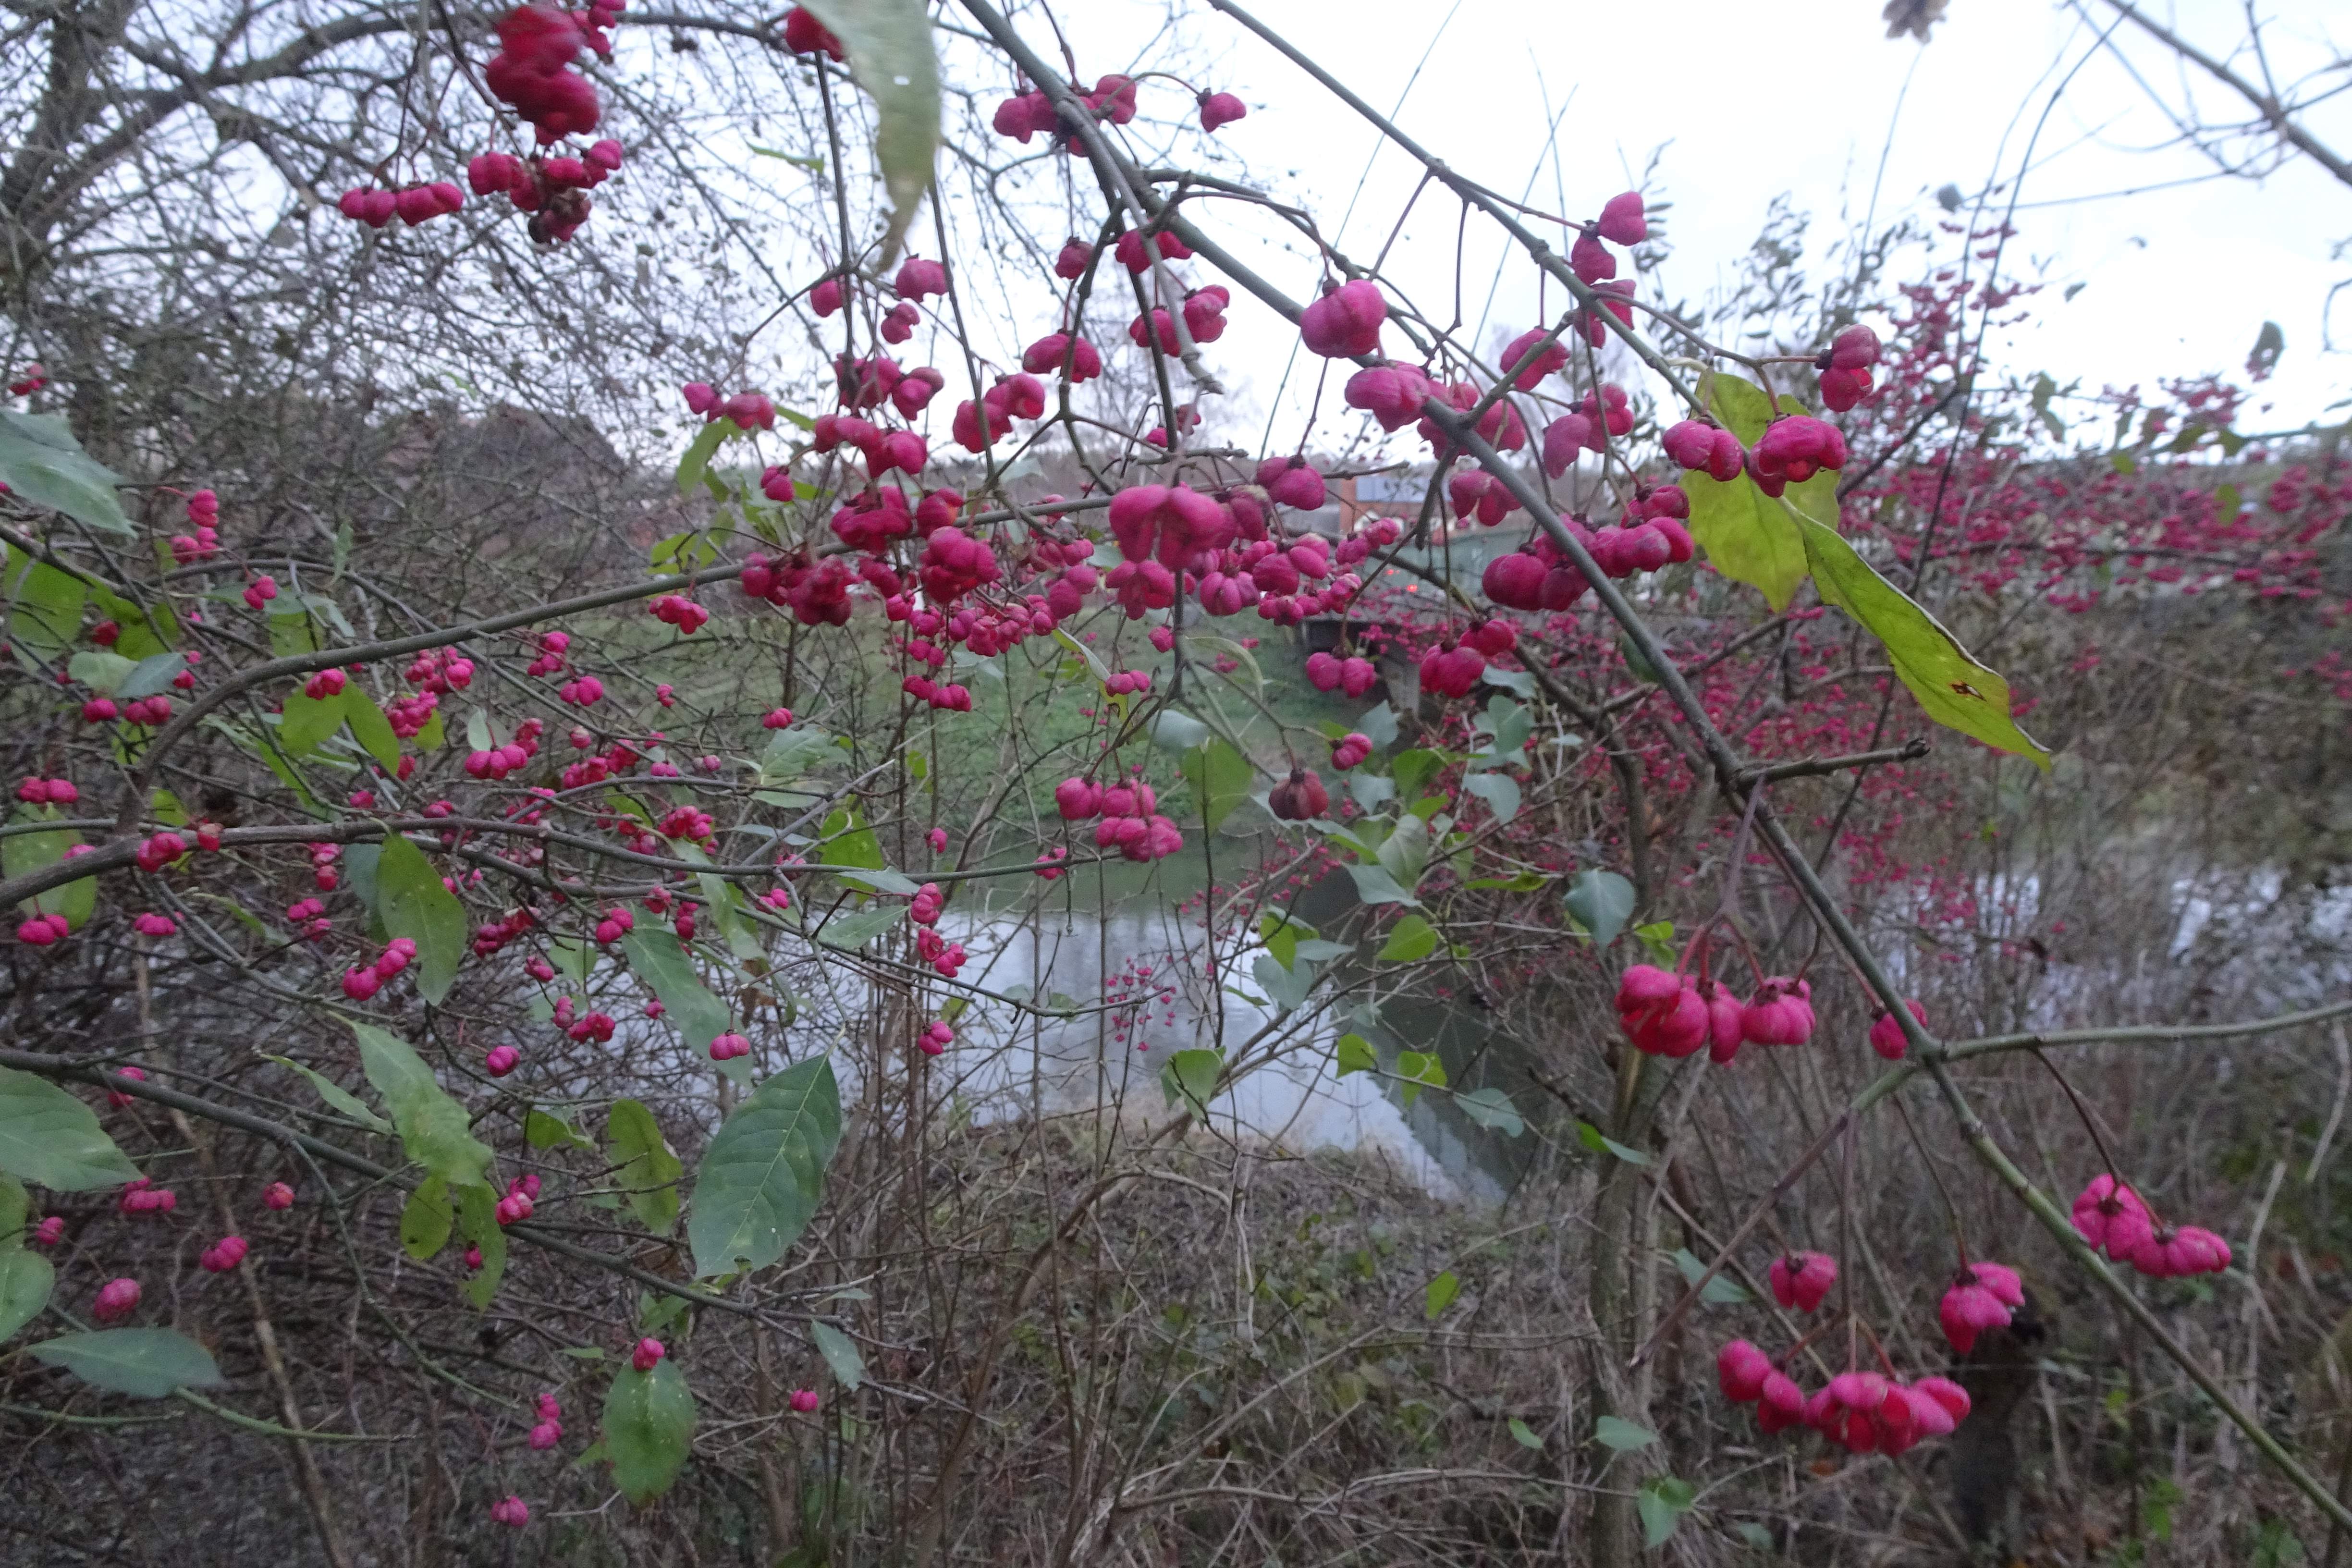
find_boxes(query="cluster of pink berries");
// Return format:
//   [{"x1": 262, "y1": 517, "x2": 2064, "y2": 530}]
[
  {"x1": 403, "y1": 648, "x2": 474, "y2": 694},
  {"x1": 340, "y1": 936, "x2": 419, "y2": 1001},
  {"x1": 991, "y1": 70, "x2": 1177, "y2": 151},
  {"x1": 647, "y1": 594, "x2": 709, "y2": 635},
  {"x1": 135, "y1": 831, "x2": 187, "y2": 873},
  {"x1": 552, "y1": 997, "x2": 617, "y2": 1043},
  {"x1": 526, "y1": 630, "x2": 569, "y2": 677},
  {"x1": 286, "y1": 897, "x2": 331, "y2": 940},
  {"x1": 593, "y1": 906, "x2": 635, "y2": 945},
  {"x1": 918, "y1": 1019, "x2": 953, "y2": 1056},
  {"x1": 16, "y1": 776, "x2": 78, "y2": 806},
  {"x1": 1304, "y1": 651, "x2": 1380, "y2": 698},
  {"x1": 9, "y1": 363, "x2": 45, "y2": 396},
  {"x1": 199, "y1": 1235, "x2": 248, "y2": 1273},
  {"x1": 1612, "y1": 965, "x2": 1816, "y2": 1066},
  {"x1": 16, "y1": 910, "x2": 74, "y2": 945},
  {"x1": 131, "y1": 912, "x2": 178, "y2": 936},
  {"x1": 952, "y1": 372, "x2": 1048, "y2": 453},
  {"x1": 908, "y1": 883, "x2": 945, "y2": 926},
  {"x1": 469, "y1": 139, "x2": 620, "y2": 244},
  {"x1": 337, "y1": 182, "x2": 464, "y2": 229},
  {"x1": 172, "y1": 489, "x2": 221, "y2": 564},
  {"x1": 709, "y1": 1031, "x2": 750, "y2": 1062},
  {"x1": 495, "y1": 1173, "x2": 540, "y2": 1227},
  {"x1": 1055, "y1": 774, "x2": 1186, "y2": 863},
  {"x1": 1129, "y1": 286, "x2": 1230, "y2": 356},
  {"x1": 529, "y1": 1389, "x2": 564, "y2": 1449},
  {"x1": 485, "y1": 3, "x2": 612, "y2": 145},
  {"x1": 84, "y1": 691, "x2": 173, "y2": 726},
  {"x1": 558, "y1": 674, "x2": 605, "y2": 707},
  {"x1": 118, "y1": 1176, "x2": 176, "y2": 1215},
  {"x1": 913, "y1": 928, "x2": 967, "y2": 978},
  {"x1": 739, "y1": 551, "x2": 855, "y2": 627},
  {"x1": 490, "y1": 1495, "x2": 530, "y2": 1528},
  {"x1": 681, "y1": 381, "x2": 778, "y2": 431},
  {"x1": 2072, "y1": 1175, "x2": 2232, "y2": 1278}
]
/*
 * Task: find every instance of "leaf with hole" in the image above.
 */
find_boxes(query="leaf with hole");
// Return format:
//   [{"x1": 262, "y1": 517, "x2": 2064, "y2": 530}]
[{"x1": 687, "y1": 1057, "x2": 841, "y2": 1277}]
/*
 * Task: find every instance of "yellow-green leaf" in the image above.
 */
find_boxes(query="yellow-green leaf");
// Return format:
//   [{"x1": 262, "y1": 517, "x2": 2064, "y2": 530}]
[{"x1": 1780, "y1": 497, "x2": 2050, "y2": 768}]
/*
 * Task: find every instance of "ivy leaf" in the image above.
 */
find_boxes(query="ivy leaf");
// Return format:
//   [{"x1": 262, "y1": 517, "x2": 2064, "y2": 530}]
[
  {"x1": 29, "y1": 1328, "x2": 224, "y2": 1398},
  {"x1": 1780, "y1": 495, "x2": 2051, "y2": 768},
  {"x1": 796, "y1": 0, "x2": 940, "y2": 263},
  {"x1": 608, "y1": 1099, "x2": 683, "y2": 1237},
  {"x1": 1178, "y1": 737, "x2": 1255, "y2": 832},
  {"x1": 618, "y1": 929, "x2": 731, "y2": 1060},
  {"x1": 0, "y1": 412, "x2": 134, "y2": 536},
  {"x1": 1424, "y1": 1270, "x2": 1460, "y2": 1319},
  {"x1": 602, "y1": 1359, "x2": 697, "y2": 1505},
  {"x1": 348, "y1": 1021, "x2": 494, "y2": 1191},
  {"x1": 0, "y1": 1066, "x2": 139, "y2": 1190},
  {"x1": 1563, "y1": 869, "x2": 1636, "y2": 950},
  {"x1": 374, "y1": 835, "x2": 466, "y2": 1003},
  {"x1": 686, "y1": 1057, "x2": 842, "y2": 1277}
]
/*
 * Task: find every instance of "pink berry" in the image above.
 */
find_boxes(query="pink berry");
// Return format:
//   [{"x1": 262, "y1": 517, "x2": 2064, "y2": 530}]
[
  {"x1": 93, "y1": 1277, "x2": 141, "y2": 1323},
  {"x1": 633, "y1": 1337, "x2": 665, "y2": 1372},
  {"x1": 788, "y1": 1388, "x2": 820, "y2": 1413},
  {"x1": 1767, "y1": 1251, "x2": 1837, "y2": 1313},
  {"x1": 1298, "y1": 280, "x2": 1385, "y2": 359}
]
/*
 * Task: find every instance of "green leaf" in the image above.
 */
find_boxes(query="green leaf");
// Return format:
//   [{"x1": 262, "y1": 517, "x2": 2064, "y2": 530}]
[
  {"x1": 837, "y1": 868, "x2": 919, "y2": 896},
  {"x1": 266, "y1": 610, "x2": 316, "y2": 657},
  {"x1": 1378, "y1": 915, "x2": 1439, "y2": 963},
  {"x1": 1346, "y1": 862, "x2": 1419, "y2": 907},
  {"x1": 29, "y1": 1328, "x2": 224, "y2": 1397},
  {"x1": 1161, "y1": 1048, "x2": 1223, "y2": 1119},
  {"x1": 1633, "y1": 921, "x2": 1678, "y2": 967},
  {"x1": 1508, "y1": 1416, "x2": 1544, "y2": 1451},
  {"x1": 687, "y1": 1057, "x2": 842, "y2": 1277},
  {"x1": 549, "y1": 937, "x2": 596, "y2": 986},
  {"x1": 0, "y1": 1247, "x2": 55, "y2": 1340},
  {"x1": 1178, "y1": 738, "x2": 1255, "y2": 832},
  {"x1": 67, "y1": 650, "x2": 135, "y2": 693},
  {"x1": 1390, "y1": 749, "x2": 1444, "y2": 802},
  {"x1": 341, "y1": 687, "x2": 402, "y2": 771},
  {"x1": 1461, "y1": 771, "x2": 1521, "y2": 824},
  {"x1": 464, "y1": 709, "x2": 494, "y2": 755},
  {"x1": 88, "y1": 589, "x2": 175, "y2": 661},
  {"x1": 526, "y1": 1107, "x2": 595, "y2": 1152},
  {"x1": 401, "y1": 1175, "x2": 453, "y2": 1261},
  {"x1": 455, "y1": 1182, "x2": 508, "y2": 1309},
  {"x1": 602, "y1": 1359, "x2": 697, "y2": 1505},
  {"x1": 674, "y1": 416, "x2": 739, "y2": 496},
  {"x1": 1594, "y1": 1415, "x2": 1656, "y2": 1451},
  {"x1": 0, "y1": 411, "x2": 134, "y2": 535},
  {"x1": 1781, "y1": 496, "x2": 2050, "y2": 768},
  {"x1": 1396, "y1": 1050, "x2": 1446, "y2": 1107},
  {"x1": 0, "y1": 1066, "x2": 139, "y2": 1190},
  {"x1": 1356, "y1": 703, "x2": 1400, "y2": 749},
  {"x1": 799, "y1": 0, "x2": 941, "y2": 260},
  {"x1": 1576, "y1": 1121, "x2": 1651, "y2": 1166},
  {"x1": 1679, "y1": 374, "x2": 1811, "y2": 611},
  {"x1": 817, "y1": 905, "x2": 902, "y2": 952},
  {"x1": 262, "y1": 1055, "x2": 393, "y2": 1133},
  {"x1": 1637, "y1": 1476, "x2": 1697, "y2": 1547},
  {"x1": 812, "y1": 1321, "x2": 866, "y2": 1390},
  {"x1": 1563, "y1": 869, "x2": 1636, "y2": 950},
  {"x1": 1455, "y1": 1088, "x2": 1525, "y2": 1137},
  {"x1": 348, "y1": 1021, "x2": 494, "y2": 1191},
  {"x1": 5, "y1": 547, "x2": 87, "y2": 659},
  {"x1": 815, "y1": 807, "x2": 884, "y2": 870},
  {"x1": 1147, "y1": 709, "x2": 1211, "y2": 750},
  {"x1": 1424, "y1": 1270, "x2": 1460, "y2": 1319},
  {"x1": 1334, "y1": 1034, "x2": 1376, "y2": 1077},
  {"x1": 374, "y1": 835, "x2": 466, "y2": 1003},
  {"x1": 618, "y1": 929, "x2": 731, "y2": 1059},
  {"x1": 5, "y1": 810, "x2": 94, "y2": 927},
  {"x1": 608, "y1": 1100, "x2": 683, "y2": 1237},
  {"x1": 116, "y1": 651, "x2": 187, "y2": 700},
  {"x1": 1735, "y1": 1521, "x2": 1775, "y2": 1551},
  {"x1": 276, "y1": 690, "x2": 342, "y2": 757},
  {"x1": 1671, "y1": 1247, "x2": 1751, "y2": 1304},
  {"x1": 1258, "y1": 911, "x2": 1313, "y2": 970}
]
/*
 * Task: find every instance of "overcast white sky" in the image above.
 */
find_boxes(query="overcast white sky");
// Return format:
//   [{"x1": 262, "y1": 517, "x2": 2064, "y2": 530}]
[{"x1": 1021, "y1": 0, "x2": 2350, "y2": 441}]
